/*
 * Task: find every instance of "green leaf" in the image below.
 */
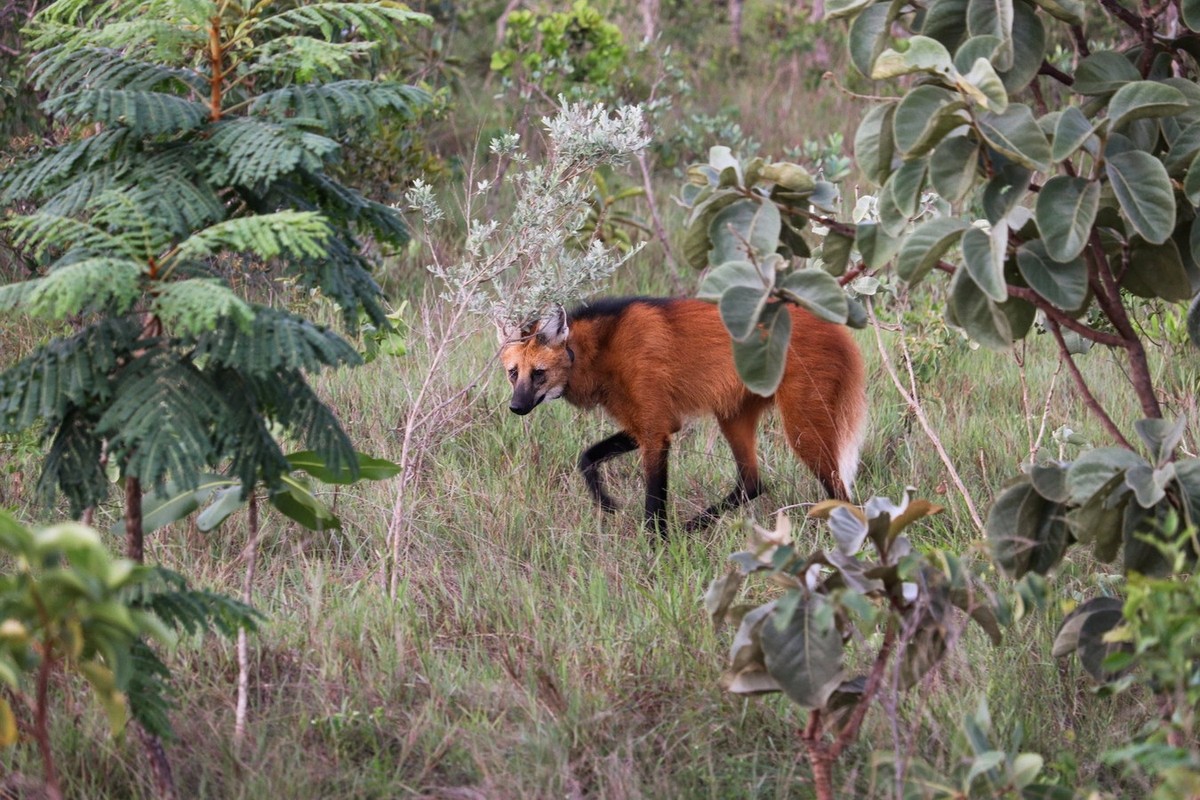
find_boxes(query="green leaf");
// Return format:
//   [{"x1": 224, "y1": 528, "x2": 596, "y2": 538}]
[
  {"x1": 731, "y1": 303, "x2": 792, "y2": 396},
  {"x1": 957, "y1": 57, "x2": 1009, "y2": 113},
  {"x1": 269, "y1": 475, "x2": 341, "y2": 531},
  {"x1": 961, "y1": 223, "x2": 1008, "y2": 302},
  {"x1": 982, "y1": 164, "x2": 1032, "y2": 224},
  {"x1": 1052, "y1": 106, "x2": 1094, "y2": 162},
  {"x1": 109, "y1": 475, "x2": 235, "y2": 538},
  {"x1": 720, "y1": 285, "x2": 772, "y2": 342},
  {"x1": 949, "y1": 267, "x2": 1013, "y2": 350},
  {"x1": 871, "y1": 36, "x2": 955, "y2": 79},
  {"x1": 1107, "y1": 81, "x2": 1189, "y2": 130},
  {"x1": 976, "y1": 104, "x2": 1052, "y2": 171},
  {"x1": 819, "y1": 232, "x2": 854, "y2": 277},
  {"x1": 894, "y1": 85, "x2": 969, "y2": 157},
  {"x1": 697, "y1": 259, "x2": 770, "y2": 301},
  {"x1": 966, "y1": 0, "x2": 1014, "y2": 71},
  {"x1": 854, "y1": 102, "x2": 897, "y2": 185},
  {"x1": 1124, "y1": 237, "x2": 1193, "y2": 302},
  {"x1": 855, "y1": 222, "x2": 901, "y2": 269},
  {"x1": 826, "y1": 0, "x2": 878, "y2": 19},
  {"x1": 760, "y1": 162, "x2": 814, "y2": 194},
  {"x1": 1185, "y1": 150, "x2": 1200, "y2": 206},
  {"x1": 929, "y1": 136, "x2": 980, "y2": 203},
  {"x1": 1015, "y1": 240, "x2": 1088, "y2": 312},
  {"x1": 882, "y1": 158, "x2": 928, "y2": 219},
  {"x1": 286, "y1": 450, "x2": 399, "y2": 483},
  {"x1": 1067, "y1": 447, "x2": 1147, "y2": 503},
  {"x1": 1031, "y1": 0, "x2": 1083, "y2": 25},
  {"x1": 761, "y1": 595, "x2": 845, "y2": 708},
  {"x1": 1106, "y1": 150, "x2": 1175, "y2": 245},
  {"x1": 709, "y1": 199, "x2": 782, "y2": 264},
  {"x1": 1185, "y1": 0, "x2": 1200, "y2": 31},
  {"x1": 778, "y1": 268, "x2": 849, "y2": 323},
  {"x1": 1036, "y1": 176, "x2": 1099, "y2": 262},
  {"x1": 897, "y1": 217, "x2": 969, "y2": 284},
  {"x1": 195, "y1": 485, "x2": 246, "y2": 532},
  {"x1": 1074, "y1": 51, "x2": 1141, "y2": 96},
  {"x1": 849, "y1": 2, "x2": 893, "y2": 78}
]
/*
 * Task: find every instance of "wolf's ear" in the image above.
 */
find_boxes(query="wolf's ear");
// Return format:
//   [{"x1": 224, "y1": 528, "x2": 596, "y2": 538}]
[
  {"x1": 537, "y1": 305, "x2": 569, "y2": 346},
  {"x1": 497, "y1": 319, "x2": 523, "y2": 346}
]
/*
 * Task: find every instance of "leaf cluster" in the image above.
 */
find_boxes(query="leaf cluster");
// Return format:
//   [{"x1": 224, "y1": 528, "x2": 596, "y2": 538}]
[
  {"x1": 0, "y1": 511, "x2": 257, "y2": 747},
  {"x1": 706, "y1": 492, "x2": 1002, "y2": 724},
  {"x1": 678, "y1": 146, "x2": 861, "y2": 395}
]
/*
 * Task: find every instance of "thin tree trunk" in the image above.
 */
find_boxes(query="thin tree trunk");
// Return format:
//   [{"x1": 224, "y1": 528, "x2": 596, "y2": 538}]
[
  {"x1": 729, "y1": 0, "x2": 744, "y2": 50},
  {"x1": 125, "y1": 476, "x2": 144, "y2": 563},
  {"x1": 639, "y1": 0, "x2": 659, "y2": 41},
  {"x1": 234, "y1": 493, "x2": 259, "y2": 750}
]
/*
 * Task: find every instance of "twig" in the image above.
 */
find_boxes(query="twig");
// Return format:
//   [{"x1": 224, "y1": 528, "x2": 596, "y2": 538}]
[
  {"x1": 234, "y1": 493, "x2": 259, "y2": 751},
  {"x1": 867, "y1": 300, "x2": 986, "y2": 534},
  {"x1": 1045, "y1": 317, "x2": 1135, "y2": 449}
]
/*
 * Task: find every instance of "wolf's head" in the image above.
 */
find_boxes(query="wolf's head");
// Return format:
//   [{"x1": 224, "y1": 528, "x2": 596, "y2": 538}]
[{"x1": 498, "y1": 306, "x2": 574, "y2": 415}]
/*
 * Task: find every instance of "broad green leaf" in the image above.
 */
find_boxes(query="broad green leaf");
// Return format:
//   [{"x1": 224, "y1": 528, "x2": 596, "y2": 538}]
[
  {"x1": 704, "y1": 570, "x2": 746, "y2": 629},
  {"x1": 966, "y1": 0, "x2": 1014, "y2": 70},
  {"x1": 1184, "y1": 0, "x2": 1200, "y2": 32},
  {"x1": 849, "y1": 2, "x2": 893, "y2": 78},
  {"x1": 1067, "y1": 447, "x2": 1147, "y2": 503},
  {"x1": 953, "y1": 34, "x2": 1002, "y2": 73},
  {"x1": 697, "y1": 259, "x2": 768, "y2": 301},
  {"x1": 286, "y1": 450, "x2": 400, "y2": 483},
  {"x1": 881, "y1": 158, "x2": 927, "y2": 218},
  {"x1": 988, "y1": 480, "x2": 1052, "y2": 577},
  {"x1": 1107, "y1": 81, "x2": 1189, "y2": 130},
  {"x1": 949, "y1": 267, "x2": 1013, "y2": 350},
  {"x1": 683, "y1": 192, "x2": 741, "y2": 269},
  {"x1": 997, "y1": 0, "x2": 1046, "y2": 93},
  {"x1": 854, "y1": 102, "x2": 897, "y2": 185},
  {"x1": 976, "y1": 104, "x2": 1052, "y2": 171},
  {"x1": 778, "y1": 268, "x2": 849, "y2": 323},
  {"x1": 1185, "y1": 150, "x2": 1200, "y2": 206},
  {"x1": 760, "y1": 162, "x2": 814, "y2": 194},
  {"x1": 761, "y1": 596, "x2": 845, "y2": 709},
  {"x1": 930, "y1": 136, "x2": 980, "y2": 203},
  {"x1": 731, "y1": 303, "x2": 792, "y2": 396},
  {"x1": 1032, "y1": 0, "x2": 1083, "y2": 24},
  {"x1": 108, "y1": 475, "x2": 235, "y2": 537},
  {"x1": 894, "y1": 85, "x2": 969, "y2": 157},
  {"x1": 270, "y1": 475, "x2": 341, "y2": 531},
  {"x1": 708, "y1": 146, "x2": 741, "y2": 183},
  {"x1": 957, "y1": 57, "x2": 1008, "y2": 113},
  {"x1": 710, "y1": 199, "x2": 782, "y2": 264},
  {"x1": 1036, "y1": 176, "x2": 1099, "y2": 262},
  {"x1": 1053, "y1": 597, "x2": 1123, "y2": 657},
  {"x1": 855, "y1": 223, "x2": 901, "y2": 268},
  {"x1": 819, "y1": 231, "x2": 854, "y2": 277},
  {"x1": 1051, "y1": 106, "x2": 1094, "y2": 161},
  {"x1": 982, "y1": 164, "x2": 1032, "y2": 224},
  {"x1": 1125, "y1": 237, "x2": 1192, "y2": 301},
  {"x1": 720, "y1": 285, "x2": 771, "y2": 342},
  {"x1": 1073, "y1": 51, "x2": 1140, "y2": 96},
  {"x1": 1015, "y1": 240, "x2": 1088, "y2": 311},
  {"x1": 826, "y1": 0, "x2": 877, "y2": 19},
  {"x1": 897, "y1": 217, "x2": 970, "y2": 284},
  {"x1": 195, "y1": 485, "x2": 247, "y2": 532},
  {"x1": 1106, "y1": 150, "x2": 1176, "y2": 245},
  {"x1": 922, "y1": 0, "x2": 970, "y2": 49},
  {"x1": 1165, "y1": 120, "x2": 1200, "y2": 175},
  {"x1": 961, "y1": 224, "x2": 1008, "y2": 302},
  {"x1": 967, "y1": 751, "x2": 1008, "y2": 787},
  {"x1": 872, "y1": 36, "x2": 954, "y2": 80}
]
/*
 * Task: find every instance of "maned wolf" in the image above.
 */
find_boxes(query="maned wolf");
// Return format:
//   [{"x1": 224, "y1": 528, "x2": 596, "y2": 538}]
[{"x1": 499, "y1": 296, "x2": 867, "y2": 537}]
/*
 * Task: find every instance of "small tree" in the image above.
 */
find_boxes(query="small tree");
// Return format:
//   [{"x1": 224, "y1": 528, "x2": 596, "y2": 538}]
[
  {"x1": 706, "y1": 493, "x2": 1009, "y2": 800},
  {"x1": 0, "y1": 0, "x2": 430, "y2": 560}
]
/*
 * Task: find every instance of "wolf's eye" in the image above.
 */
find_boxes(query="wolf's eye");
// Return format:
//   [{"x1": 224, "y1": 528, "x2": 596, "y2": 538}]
[
  {"x1": 532, "y1": 368, "x2": 545, "y2": 382},
  {"x1": 507, "y1": 367, "x2": 517, "y2": 383}
]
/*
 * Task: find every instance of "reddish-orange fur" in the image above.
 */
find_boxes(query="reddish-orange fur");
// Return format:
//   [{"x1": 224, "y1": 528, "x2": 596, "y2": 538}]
[{"x1": 500, "y1": 297, "x2": 867, "y2": 536}]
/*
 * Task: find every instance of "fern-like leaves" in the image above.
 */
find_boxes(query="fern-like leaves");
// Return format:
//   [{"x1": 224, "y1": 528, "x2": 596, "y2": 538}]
[
  {"x1": 44, "y1": 89, "x2": 208, "y2": 136},
  {"x1": 153, "y1": 279, "x2": 254, "y2": 337},
  {"x1": 172, "y1": 211, "x2": 332, "y2": 264},
  {"x1": 251, "y1": 81, "x2": 428, "y2": 133},
  {"x1": 259, "y1": 3, "x2": 431, "y2": 40}
]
